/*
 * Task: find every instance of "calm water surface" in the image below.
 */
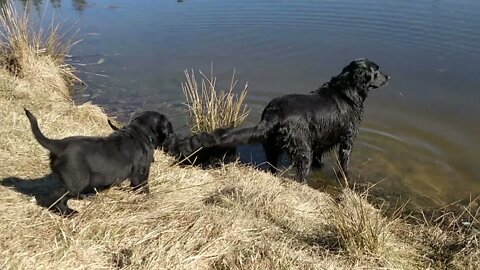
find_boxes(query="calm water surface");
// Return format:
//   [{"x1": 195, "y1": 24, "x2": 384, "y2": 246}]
[{"x1": 16, "y1": 0, "x2": 480, "y2": 207}]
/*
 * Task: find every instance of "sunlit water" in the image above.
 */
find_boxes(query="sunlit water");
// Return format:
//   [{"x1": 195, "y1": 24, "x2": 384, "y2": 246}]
[{"x1": 13, "y1": 0, "x2": 480, "y2": 208}]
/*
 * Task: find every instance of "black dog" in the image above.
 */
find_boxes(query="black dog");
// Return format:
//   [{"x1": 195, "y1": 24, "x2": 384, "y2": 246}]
[
  {"x1": 25, "y1": 109, "x2": 173, "y2": 216},
  {"x1": 108, "y1": 119, "x2": 234, "y2": 167},
  {"x1": 220, "y1": 59, "x2": 390, "y2": 182}
]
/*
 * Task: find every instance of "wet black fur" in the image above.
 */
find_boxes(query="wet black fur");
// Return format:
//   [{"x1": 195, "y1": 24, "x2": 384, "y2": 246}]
[
  {"x1": 109, "y1": 119, "x2": 235, "y2": 167},
  {"x1": 25, "y1": 109, "x2": 173, "y2": 216},
  {"x1": 220, "y1": 59, "x2": 390, "y2": 182},
  {"x1": 163, "y1": 128, "x2": 235, "y2": 166}
]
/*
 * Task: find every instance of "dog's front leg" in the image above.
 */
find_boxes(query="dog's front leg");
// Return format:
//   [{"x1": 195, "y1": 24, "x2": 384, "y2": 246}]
[
  {"x1": 338, "y1": 125, "x2": 359, "y2": 177},
  {"x1": 130, "y1": 171, "x2": 150, "y2": 194},
  {"x1": 338, "y1": 139, "x2": 355, "y2": 177}
]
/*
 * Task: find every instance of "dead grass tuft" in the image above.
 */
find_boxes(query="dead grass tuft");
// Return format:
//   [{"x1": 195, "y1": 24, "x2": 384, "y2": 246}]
[
  {"x1": 324, "y1": 188, "x2": 422, "y2": 268},
  {"x1": 330, "y1": 188, "x2": 396, "y2": 256},
  {"x1": 0, "y1": 2, "x2": 80, "y2": 86},
  {"x1": 182, "y1": 67, "x2": 249, "y2": 132}
]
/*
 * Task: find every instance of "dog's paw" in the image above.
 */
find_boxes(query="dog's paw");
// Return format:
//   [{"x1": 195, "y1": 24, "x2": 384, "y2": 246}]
[
  {"x1": 132, "y1": 185, "x2": 150, "y2": 195},
  {"x1": 55, "y1": 207, "x2": 79, "y2": 218}
]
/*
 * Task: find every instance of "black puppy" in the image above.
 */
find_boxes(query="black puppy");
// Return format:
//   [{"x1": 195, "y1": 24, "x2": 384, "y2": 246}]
[
  {"x1": 25, "y1": 109, "x2": 173, "y2": 216},
  {"x1": 109, "y1": 120, "x2": 233, "y2": 167},
  {"x1": 221, "y1": 59, "x2": 390, "y2": 182}
]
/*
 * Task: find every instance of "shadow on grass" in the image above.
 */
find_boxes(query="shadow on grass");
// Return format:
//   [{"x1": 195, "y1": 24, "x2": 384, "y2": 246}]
[{"x1": 1, "y1": 174, "x2": 62, "y2": 208}]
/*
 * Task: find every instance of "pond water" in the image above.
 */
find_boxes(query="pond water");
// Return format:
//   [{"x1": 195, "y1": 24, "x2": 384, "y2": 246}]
[{"x1": 14, "y1": 0, "x2": 480, "y2": 208}]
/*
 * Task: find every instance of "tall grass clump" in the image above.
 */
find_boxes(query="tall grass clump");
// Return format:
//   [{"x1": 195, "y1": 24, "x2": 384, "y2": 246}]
[
  {"x1": 182, "y1": 68, "x2": 249, "y2": 132},
  {"x1": 327, "y1": 188, "x2": 410, "y2": 264},
  {"x1": 0, "y1": 2, "x2": 80, "y2": 85}
]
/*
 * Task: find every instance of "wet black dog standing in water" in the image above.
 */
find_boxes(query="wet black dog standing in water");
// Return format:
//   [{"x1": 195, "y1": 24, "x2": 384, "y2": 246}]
[
  {"x1": 25, "y1": 109, "x2": 173, "y2": 216},
  {"x1": 220, "y1": 59, "x2": 390, "y2": 182}
]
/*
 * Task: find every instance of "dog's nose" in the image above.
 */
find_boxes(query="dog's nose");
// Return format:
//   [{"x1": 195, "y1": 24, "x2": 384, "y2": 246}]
[{"x1": 385, "y1": 74, "x2": 391, "y2": 80}]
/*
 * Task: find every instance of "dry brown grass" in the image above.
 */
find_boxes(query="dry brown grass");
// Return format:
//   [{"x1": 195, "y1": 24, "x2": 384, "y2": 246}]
[
  {"x1": 182, "y1": 68, "x2": 249, "y2": 132},
  {"x1": 405, "y1": 198, "x2": 480, "y2": 269},
  {"x1": 0, "y1": 2, "x2": 80, "y2": 87},
  {"x1": 0, "y1": 3, "x2": 478, "y2": 270},
  {"x1": 328, "y1": 188, "x2": 399, "y2": 256}
]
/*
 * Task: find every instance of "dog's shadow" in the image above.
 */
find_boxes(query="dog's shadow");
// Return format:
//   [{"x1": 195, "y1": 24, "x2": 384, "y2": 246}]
[{"x1": 1, "y1": 174, "x2": 63, "y2": 208}]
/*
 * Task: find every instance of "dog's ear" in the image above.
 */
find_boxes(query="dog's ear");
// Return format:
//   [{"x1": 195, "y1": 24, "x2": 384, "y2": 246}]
[
  {"x1": 155, "y1": 116, "x2": 174, "y2": 146},
  {"x1": 353, "y1": 68, "x2": 371, "y2": 89},
  {"x1": 159, "y1": 117, "x2": 173, "y2": 136},
  {"x1": 350, "y1": 67, "x2": 372, "y2": 99}
]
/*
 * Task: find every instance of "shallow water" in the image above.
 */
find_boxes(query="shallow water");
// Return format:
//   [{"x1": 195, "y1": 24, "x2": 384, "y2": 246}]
[{"x1": 14, "y1": 0, "x2": 480, "y2": 207}]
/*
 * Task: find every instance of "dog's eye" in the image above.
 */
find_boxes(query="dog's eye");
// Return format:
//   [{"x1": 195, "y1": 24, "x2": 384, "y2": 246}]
[{"x1": 374, "y1": 73, "x2": 378, "y2": 79}]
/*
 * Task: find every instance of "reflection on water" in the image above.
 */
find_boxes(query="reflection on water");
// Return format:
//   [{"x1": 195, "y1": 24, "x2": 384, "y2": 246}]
[
  {"x1": 11, "y1": 0, "x2": 89, "y2": 12},
  {"x1": 7, "y1": 0, "x2": 480, "y2": 208},
  {"x1": 72, "y1": 0, "x2": 87, "y2": 11}
]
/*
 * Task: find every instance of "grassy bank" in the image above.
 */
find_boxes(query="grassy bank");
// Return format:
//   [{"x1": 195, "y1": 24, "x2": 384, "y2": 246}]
[{"x1": 0, "y1": 5, "x2": 478, "y2": 270}]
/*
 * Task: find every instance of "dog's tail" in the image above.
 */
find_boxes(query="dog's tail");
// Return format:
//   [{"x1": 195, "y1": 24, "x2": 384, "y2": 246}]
[
  {"x1": 220, "y1": 118, "x2": 278, "y2": 146},
  {"x1": 168, "y1": 128, "x2": 227, "y2": 158},
  {"x1": 24, "y1": 109, "x2": 63, "y2": 154},
  {"x1": 107, "y1": 119, "x2": 120, "y2": 131}
]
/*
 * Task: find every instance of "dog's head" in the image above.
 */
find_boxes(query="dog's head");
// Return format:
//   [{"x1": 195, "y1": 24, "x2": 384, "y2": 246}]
[
  {"x1": 130, "y1": 111, "x2": 174, "y2": 148},
  {"x1": 341, "y1": 58, "x2": 390, "y2": 96}
]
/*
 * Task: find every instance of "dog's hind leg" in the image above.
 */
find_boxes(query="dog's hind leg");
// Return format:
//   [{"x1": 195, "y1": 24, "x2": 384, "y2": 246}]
[
  {"x1": 50, "y1": 184, "x2": 78, "y2": 216},
  {"x1": 53, "y1": 160, "x2": 90, "y2": 216},
  {"x1": 285, "y1": 137, "x2": 313, "y2": 183},
  {"x1": 263, "y1": 140, "x2": 280, "y2": 173}
]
